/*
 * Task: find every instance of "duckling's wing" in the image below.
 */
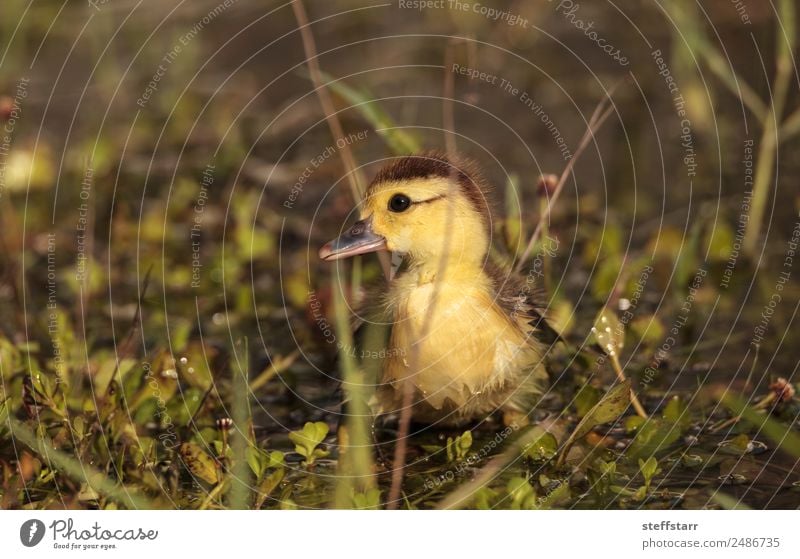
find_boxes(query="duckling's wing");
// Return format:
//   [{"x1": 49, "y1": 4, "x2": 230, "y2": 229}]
[{"x1": 485, "y1": 262, "x2": 563, "y2": 347}]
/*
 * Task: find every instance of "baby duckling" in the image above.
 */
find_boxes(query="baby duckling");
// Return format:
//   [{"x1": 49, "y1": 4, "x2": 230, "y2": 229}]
[{"x1": 319, "y1": 151, "x2": 556, "y2": 425}]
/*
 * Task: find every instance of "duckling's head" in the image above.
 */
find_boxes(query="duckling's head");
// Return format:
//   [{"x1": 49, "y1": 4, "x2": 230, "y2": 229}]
[{"x1": 319, "y1": 152, "x2": 492, "y2": 273}]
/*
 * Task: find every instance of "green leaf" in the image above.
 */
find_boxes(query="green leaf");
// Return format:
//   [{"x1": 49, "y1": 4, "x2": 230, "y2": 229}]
[
  {"x1": 233, "y1": 190, "x2": 273, "y2": 260},
  {"x1": 0, "y1": 336, "x2": 23, "y2": 375},
  {"x1": 246, "y1": 446, "x2": 265, "y2": 479},
  {"x1": 289, "y1": 421, "x2": 330, "y2": 465},
  {"x1": 629, "y1": 315, "x2": 665, "y2": 349},
  {"x1": 583, "y1": 222, "x2": 622, "y2": 262},
  {"x1": 266, "y1": 450, "x2": 285, "y2": 469},
  {"x1": 523, "y1": 431, "x2": 558, "y2": 461},
  {"x1": 472, "y1": 487, "x2": 498, "y2": 510},
  {"x1": 680, "y1": 453, "x2": 704, "y2": 468},
  {"x1": 632, "y1": 486, "x2": 648, "y2": 502},
  {"x1": 0, "y1": 399, "x2": 9, "y2": 435},
  {"x1": 446, "y1": 430, "x2": 473, "y2": 462},
  {"x1": 255, "y1": 468, "x2": 284, "y2": 509},
  {"x1": 592, "y1": 307, "x2": 624, "y2": 357},
  {"x1": 536, "y1": 479, "x2": 570, "y2": 510},
  {"x1": 559, "y1": 381, "x2": 631, "y2": 464},
  {"x1": 569, "y1": 381, "x2": 631, "y2": 442},
  {"x1": 574, "y1": 384, "x2": 601, "y2": 418},
  {"x1": 705, "y1": 220, "x2": 735, "y2": 262},
  {"x1": 588, "y1": 459, "x2": 619, "y2": 500},
  {"x1": 280, "y1": 498, "x2": 298, "y2": 510},
  {"x1": 179, "y1": 442, "x2": 219, "y2": 485},
  {"x1": 662, "y1": 395, "x2": 690, "y2": 428},
  {"x1": 625, "y1": 415, "x2": 647, "y2": 433},
  {"x1": 457, "y1": 430, "x2": 473, "y2": 456},
  {"x1": 352, "y1": 488, "x2": 381, "y2": 510},
  {"x1": 94, "y1": 356, "x2": 136, "y2": 395},
  {"x1": 638, "y1": 456, "x2": 661, "y2": 484},
  {"x1": 506, "y1": 477, "x2": 535, "y2": 510},
  {"x1": 78, "y1": 482, "x2": 100, "y2": 502},
  {"x1": 628, "y1": 418, "x2": 682, "y2": 460}
]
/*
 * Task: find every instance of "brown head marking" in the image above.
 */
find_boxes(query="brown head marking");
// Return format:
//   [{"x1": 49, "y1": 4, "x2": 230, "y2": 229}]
[{"x1": 366, "y1": 150, "x2": 493, "y2": 229}]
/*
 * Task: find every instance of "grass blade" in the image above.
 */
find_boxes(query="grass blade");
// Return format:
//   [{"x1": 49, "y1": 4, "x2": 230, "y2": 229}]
[
  {"x1": 9, "y1": 418, "x2": 156, "y2": 509},
  {"x1": 319, "y1": 70, "x2": 421, "y2": 155},
  {"x1": 717, "y1": 391, "x2": 800, "y2": 458}
]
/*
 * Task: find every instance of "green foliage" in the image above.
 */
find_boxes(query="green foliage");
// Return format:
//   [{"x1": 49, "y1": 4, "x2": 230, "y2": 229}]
[
  {"x1": 446, "y1": 430, "x2": 473, "y2": 463},
  {"x1": 718, "y1": 392, "x2": 800, "y2": 458},
  {"x1": 592, "y1": 307, "x2": 624, "y2": 358},
  {"x1": 289, "y1": 422, "x2": 331, "y2": 466},
  {"x1": 352, "y1": 488, "x2": 382, "y2": 510},
  {"x1": 559, "y1": 381, "x2": 631, "y2": 466},
  {"x1": 587, "y1": 459, "x2": 619, "y2": 502},
  {"x1": 506, "y1": 477, "x2": 536, "y2": 510},
  {"x1": 253, "y1": 451, "x2": 286, "y2": 509},
  {"x1": 573, "y1": 384, "x2": 601, "y2": 418},
  {"x1": 627, "y1": 398, "x2": 691, "y2": 460},
  {"x1": 632, "y1": 457, "x2": 662, "y2": 502},
  {"x1": 523, "y1": 430, "x2": 558, "y2": 462}
]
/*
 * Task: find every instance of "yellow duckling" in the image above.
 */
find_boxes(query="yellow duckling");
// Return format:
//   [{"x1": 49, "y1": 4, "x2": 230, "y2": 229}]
[{"x1": 319, "y1": 151, "x2": 557, "y2": 425}]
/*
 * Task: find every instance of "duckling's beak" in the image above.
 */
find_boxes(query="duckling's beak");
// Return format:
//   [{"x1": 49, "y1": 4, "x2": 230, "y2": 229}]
[{"x1": 319, "y1": 215, "x2": 387, "y2": 261}]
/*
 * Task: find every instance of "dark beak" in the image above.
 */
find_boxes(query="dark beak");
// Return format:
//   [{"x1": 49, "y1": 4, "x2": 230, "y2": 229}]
[{"x1": 319, "y1": 215, "x2": 387, "y2": 261}]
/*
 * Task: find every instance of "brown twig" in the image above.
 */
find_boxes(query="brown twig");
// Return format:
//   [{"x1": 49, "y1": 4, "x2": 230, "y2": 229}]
[
  {"x1": 443, "y1": 41, "x2": 457, "y2": 155},
  {"x1": 291, "y1": 0, "x2": 391, "y2": 278},
  {"x1": 514, "y1": 82, "x2": 623, "y2": 273},
  {"x1": 609, "y1": 354, "x2": 648, "y2": 418},
  {"x1": 291, "y1": 0, "x2": 364, "y2": 201},
  {"x1": 248, "y1": 349, "x2": 300, "y2": 392}
]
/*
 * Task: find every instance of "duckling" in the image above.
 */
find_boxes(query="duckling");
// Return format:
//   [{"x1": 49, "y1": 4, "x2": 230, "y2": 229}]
[{"x1": 319, "y1": 151, "x2": 557, "y2": 425}]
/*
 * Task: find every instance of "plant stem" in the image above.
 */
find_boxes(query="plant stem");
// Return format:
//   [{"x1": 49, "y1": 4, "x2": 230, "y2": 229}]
[
  {"x1": 743, "y1": 0, "x2": 796, "y2": 256},
  {"x1": 228, "y1": 338, "x2": 252, "y2": 510},
  {"x1": 610, "y1": 354, "x2": 648, "y2": 418},
  {"x1": 664, "y1": 4, "x2": 767, "y2": 122},
  {"x1": 539, "y1": 195, "x2": 550, "y2": 293},
  {"x1": 332, "y1": 266, "x2": 376, "y2": 508},
  {"x1": 199, "y1": 481, "x2": 227, "y2": 510},
  {"x1": 291, "y1": 0, "x2": 364, "y2": 202},
  {"x1": 249, "y1": 349, "x2": 300, "y2": 392},
  {"x1": 778, "y1": 105, "x2": 800, "y2": 142},
  {"x1": 443, "y1": 41, "x2": 457, "y2": 154}
]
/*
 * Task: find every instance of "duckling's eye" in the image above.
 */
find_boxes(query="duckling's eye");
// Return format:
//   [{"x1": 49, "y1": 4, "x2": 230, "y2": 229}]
[{"x1": 388, "y1": 193, "x2": 412, "y2": 213}]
